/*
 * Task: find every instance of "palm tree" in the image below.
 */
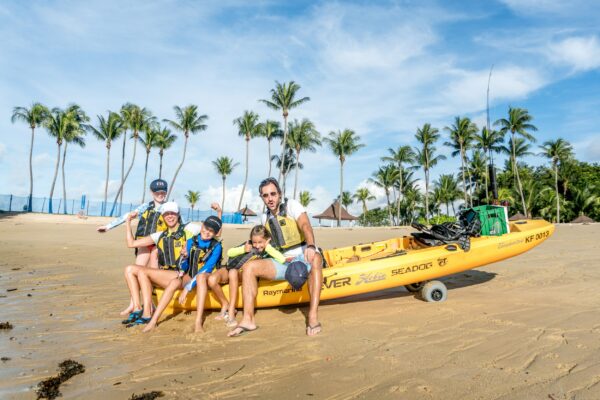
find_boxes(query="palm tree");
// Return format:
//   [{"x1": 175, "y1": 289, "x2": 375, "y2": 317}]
[
  {"x1": 110, "y1": 104, "x2": 155, "y2": 215},
  {"x1": 256, "y1": 120, "x2": 282, "y2": 177},
  {"x1": 271, "y1": 149, "x2": 301, "y2": 195},
  {"x1": 88, "y1": 112, "x2": 123, "y2": 216},
  {"x1": 287, "y1": 118, "x2": 321, "y2": 199},
  {"x1": 467, "y1": 150, "x2": 487, "y2": 201},
  {"x1": 259, "y1": 81, "x2": 310, "y2": 183},
  {"x1": 495, "y1": 107, "x2": 537, "y2": 217},
  {"x1": 11, "y1": 103, "x2": 49, "y2": 212},
  {"x1": 44, "y1": 108, "x2": 77, "y2": 213},
  {"x1": 382, "y1": 145, "x2": 416, "y2": 223},
  {"x1": 444, "y1": 116, "x2": 478, "y2": 207},
  {"x1": 212, "y1": 156, "x2": 238, "y2": 211},
  {"x1": 299, "y1": 190, "x2": 315, "y2": 208},
  {"x1": 570, "y1": 185, "x2": 599, "y2": 218},
  {"x1": 501, "y1": 138, "x2": 533, "y2": 177},
  {"x1": 139, "y1": 125, "x2": 160, "y2": 203},
  {"x1": 155, "y1": 127, "x2": 177, "y2": 179},
  {"x1": 233, "y1": 111, "x2": 260, "y2": 210},
  {"x1": 353, "y1": 187, "x2": 376, "y2": 215},
  {"x1": 60, "y1": 105, "x2": 89, "y2": 214},
  {"x1": 369, "y1": 165, "x2": 399, "y2": 225},
  {"x1": 474, "y1": 126, "x2": 505, "y2": 202},
  {"x1": 164, "y1": 105, "x2": 208, "y2": 199},
  {"x1": 414, "y1": 123, "x2": 446, "y2": 223},
  {"x1": 339, "y1": 191, "x2": 353, "y2": 208},
  {"x1": 539, "y1": 138, "x2": 574, "y2": 223},
  {"x1": 433, "y1": 174, "x2": 460, "y2": 215},
  {"x1": 324, "y1": 129, "x2": 365, "y2": 227},
  {"x1": 185, "y1": 190, "x2": 201, "y2": 220}
]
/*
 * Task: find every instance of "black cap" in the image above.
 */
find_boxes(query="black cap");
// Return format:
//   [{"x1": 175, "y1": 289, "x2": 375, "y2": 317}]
[
  {"x1": 150, "y1": 179, "x2": 168, "y2": 193},
  {"x1": 285, "y1": 261, "x2": 309, "y2": 290},
  {"x1": 203, "y1": 215, "x2": 222, "y2": 233}
]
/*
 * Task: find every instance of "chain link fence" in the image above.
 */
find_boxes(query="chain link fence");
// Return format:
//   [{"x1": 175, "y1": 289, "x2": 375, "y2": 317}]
[{"x1": 0, "y1": 194, "x2": 243, "y2": 224}]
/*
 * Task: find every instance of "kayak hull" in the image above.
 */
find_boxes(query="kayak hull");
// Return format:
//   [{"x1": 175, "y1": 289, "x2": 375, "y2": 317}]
[{"x1": 156, "y1": 219, "x2": 554, "y2": 312}]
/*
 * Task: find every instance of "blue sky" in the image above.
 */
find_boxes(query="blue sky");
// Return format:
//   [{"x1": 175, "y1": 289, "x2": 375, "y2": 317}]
[{"x1": 1, "y1": 0, "x2": 599, "y2": 215}]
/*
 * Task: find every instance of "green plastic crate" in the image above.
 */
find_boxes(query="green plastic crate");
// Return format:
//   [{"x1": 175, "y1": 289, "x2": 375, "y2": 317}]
[{"x1": 472, "y1": 205, "x2": 509, "y2": 236}]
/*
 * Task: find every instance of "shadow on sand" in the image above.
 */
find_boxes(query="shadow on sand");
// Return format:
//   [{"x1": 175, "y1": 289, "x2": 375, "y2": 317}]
[
  {"x1": 275, "y1": 270, "x2": 497, "y2": 323},
  {"x1": 0, "y1": 211, "x2": 22, "y2": 220}
]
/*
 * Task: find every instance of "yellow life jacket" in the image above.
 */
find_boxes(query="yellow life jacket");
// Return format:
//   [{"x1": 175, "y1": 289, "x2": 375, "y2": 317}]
[
  {"x1": 156, "y1": 224, "x2": 187, "y2": 271},
  {"x1": 135, "y1": 202, "x2": 167, "y2": 239},
  {"x1": 187, "y1": 236, "x2": 221, "y2": 277},
  {"x1": 226, "y1": 242, "x2": 262, "y2": 271},
  {"x1": 265, "y1": 199, "x2": 305, "y2": 251}
]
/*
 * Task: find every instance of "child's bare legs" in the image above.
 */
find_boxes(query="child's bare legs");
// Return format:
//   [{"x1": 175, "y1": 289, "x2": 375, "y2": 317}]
[
  {"x1": 120, "y1": 246, "x2": 152, "y2": 315},
  {"x1": 208, "y1": 269, "x2": 229, "y2": 318},
  {"x1": 227, "y1": 269, "x2": 240, "y2": 326},
  {"x1": 194, "y1": 273, "x2": 210, "y2": 333},
  {"x1": 123, "y1": 264, "x2": 147, "y2": 313}
]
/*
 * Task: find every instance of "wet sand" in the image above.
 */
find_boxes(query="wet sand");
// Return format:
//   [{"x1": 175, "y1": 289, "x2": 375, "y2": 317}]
[{"x1": 1, "y1": 213, "x2": 599, "y2": 399}]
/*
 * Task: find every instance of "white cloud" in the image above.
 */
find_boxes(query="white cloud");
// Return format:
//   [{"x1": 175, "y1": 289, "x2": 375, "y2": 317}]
[
  {"x1": 546, "y1": 36, "x2": 600, "y2": 72},
  {"x1": 0, "y1": 143, "x2": 5, "y2": 161}
]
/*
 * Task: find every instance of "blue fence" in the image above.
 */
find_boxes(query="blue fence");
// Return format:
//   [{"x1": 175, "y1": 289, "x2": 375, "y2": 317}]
[{"x1": 0, "y1": 194, "x2": 243, "y2": 224}]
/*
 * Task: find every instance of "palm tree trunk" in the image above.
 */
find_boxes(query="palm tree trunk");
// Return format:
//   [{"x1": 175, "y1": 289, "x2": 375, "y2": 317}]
[
  {"x1": 238, "y1": 137, "x2": 249, "y2": 210},
  {"x1": 512, "y1": 134, "x2": 528, "y2": 216},
  {"x1": 338, "y1": 159, "x2": 343, "y2": 227},
  {"x1": 118, "y1": 130, "x2": 126, "y2": 215},
  {"x1": 385, "y1": 190, "x2": 392, "y2": 225},
  {"x1": 278, "y1": 112, "x2": 288, "y2": 183},
  {"x1": 554, "y1": 163, "x2": 560, "y2": 223},
  {"x1": 267, "y1": 139, "x2": 272, "y2": 177},
  {"x1": 49, "y1": 142, "x2": 61, "y2": 213},
  {"x1": 396, "y1": 166, "x2": 403, "y2": 225},
  {"x1": 221, "y1": 177, "x2": 226, "y2": 211},
  {"x1": 110, "y1": 131, "x2": 138, "y2": 216},
  {"x1": 293, "y1": 149, "x2": 300, "y2": 199},
  {"x1": 102, "y1": 145, "x2": 111, "y2": 216},
  {"x1": 424, "y1": 168, "x2": 430, "y2": 223},
  {"x1": 362, "y1": 200, "x2": 367, "y2": 215},
  {"x1": 61, "y1": 142, "x2": 68, "y2": 214},
  {"x1": 483, "y1": 153, "x2": 489, "y2": 204},
  {"x1": 460, "y1": 146, "x2": 468, "y2": 206},
  {"x1": 27, "y1": 127, "x2": 35, "y2": 212},
  {"x1": 142, "y1": 150, "x2": 150, "y2": 203},
  {"x1": 159, "y1": 150, "x2": 163, "y2": 179},
  {"x1": 168, "y1": 133, "x2": 189, "y2": 200}
]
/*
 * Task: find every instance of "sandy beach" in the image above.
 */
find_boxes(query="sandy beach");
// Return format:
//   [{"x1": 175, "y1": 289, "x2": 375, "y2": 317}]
[{"x1": 1, "y1": 213, "x2": 599, "y2": 399}]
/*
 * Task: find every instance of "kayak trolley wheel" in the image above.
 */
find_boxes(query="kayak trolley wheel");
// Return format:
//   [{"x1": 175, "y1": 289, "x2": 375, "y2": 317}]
[
  {"x1": 405, "y1": 282, "x2": 425, "y2": 292},
  {"x1": 420, "y1": 280, "x2": 447, "y2": 302}
]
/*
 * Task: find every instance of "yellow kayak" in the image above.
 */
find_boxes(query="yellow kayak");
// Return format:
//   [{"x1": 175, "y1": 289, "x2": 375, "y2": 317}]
[{"x1": 156, "y1": 219, "x2": 554, "y2": 313}]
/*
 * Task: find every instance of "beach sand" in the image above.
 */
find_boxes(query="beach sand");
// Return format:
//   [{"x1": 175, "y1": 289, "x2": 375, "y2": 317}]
[{"x1": 1, "y1": 213, "x2": 599, "y2": 399}]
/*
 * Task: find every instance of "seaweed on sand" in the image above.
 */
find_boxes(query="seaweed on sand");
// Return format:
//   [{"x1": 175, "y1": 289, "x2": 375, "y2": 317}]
[
  {"x1": 0, "y1": 321, "x2": 13, "y2": 330},
  {"x1": 130, "y1": 391, "x2": 165, "y2": 400},
  {"x1": 36, "y1": 360, "x2": 86, "y2": 399}
]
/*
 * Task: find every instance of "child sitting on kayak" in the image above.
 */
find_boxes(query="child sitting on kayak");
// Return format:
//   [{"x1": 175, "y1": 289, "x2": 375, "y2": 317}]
[
  {"x1": 176, "y1": 216, "x2": 223, "y2": 333},
  {"x1": 207, "y1": 225, "x2": 286, "y2": 327}
]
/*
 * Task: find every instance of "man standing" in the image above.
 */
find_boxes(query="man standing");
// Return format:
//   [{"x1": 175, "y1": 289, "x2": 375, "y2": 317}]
[{"x1": 228, "y1": 177, "x2": 323, "y2": 337}]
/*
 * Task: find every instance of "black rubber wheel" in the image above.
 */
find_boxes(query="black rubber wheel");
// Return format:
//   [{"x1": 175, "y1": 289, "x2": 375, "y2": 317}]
[
  {"x1": 420, "y1": 280, "x2": 448, "y2": 302},
  {"x1": 404, "y1": 282, "x2": 425, "y2": 292}
]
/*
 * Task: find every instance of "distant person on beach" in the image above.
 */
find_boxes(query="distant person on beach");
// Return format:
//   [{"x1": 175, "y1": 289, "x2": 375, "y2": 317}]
[
  {"x1": 121, "y1": 201, "x2": 223, "y2": 332},
  {"x1": 208, "y1": 224, "x2": 286, "y2": 328},
  {"x1": 228, "y1": 177, "x2": 323, "y2": 337}
]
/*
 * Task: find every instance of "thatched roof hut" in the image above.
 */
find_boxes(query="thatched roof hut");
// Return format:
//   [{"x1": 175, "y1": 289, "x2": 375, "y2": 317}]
[
  {"x1": 509, "y1": 213, "x2": 527, "y2": 221},
  {"x1": 570, "y1": 215, "x2": 595, "y2": 224},
  {"x1": 313, "y1": 201, "x2": 358, "y2": 221}
]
